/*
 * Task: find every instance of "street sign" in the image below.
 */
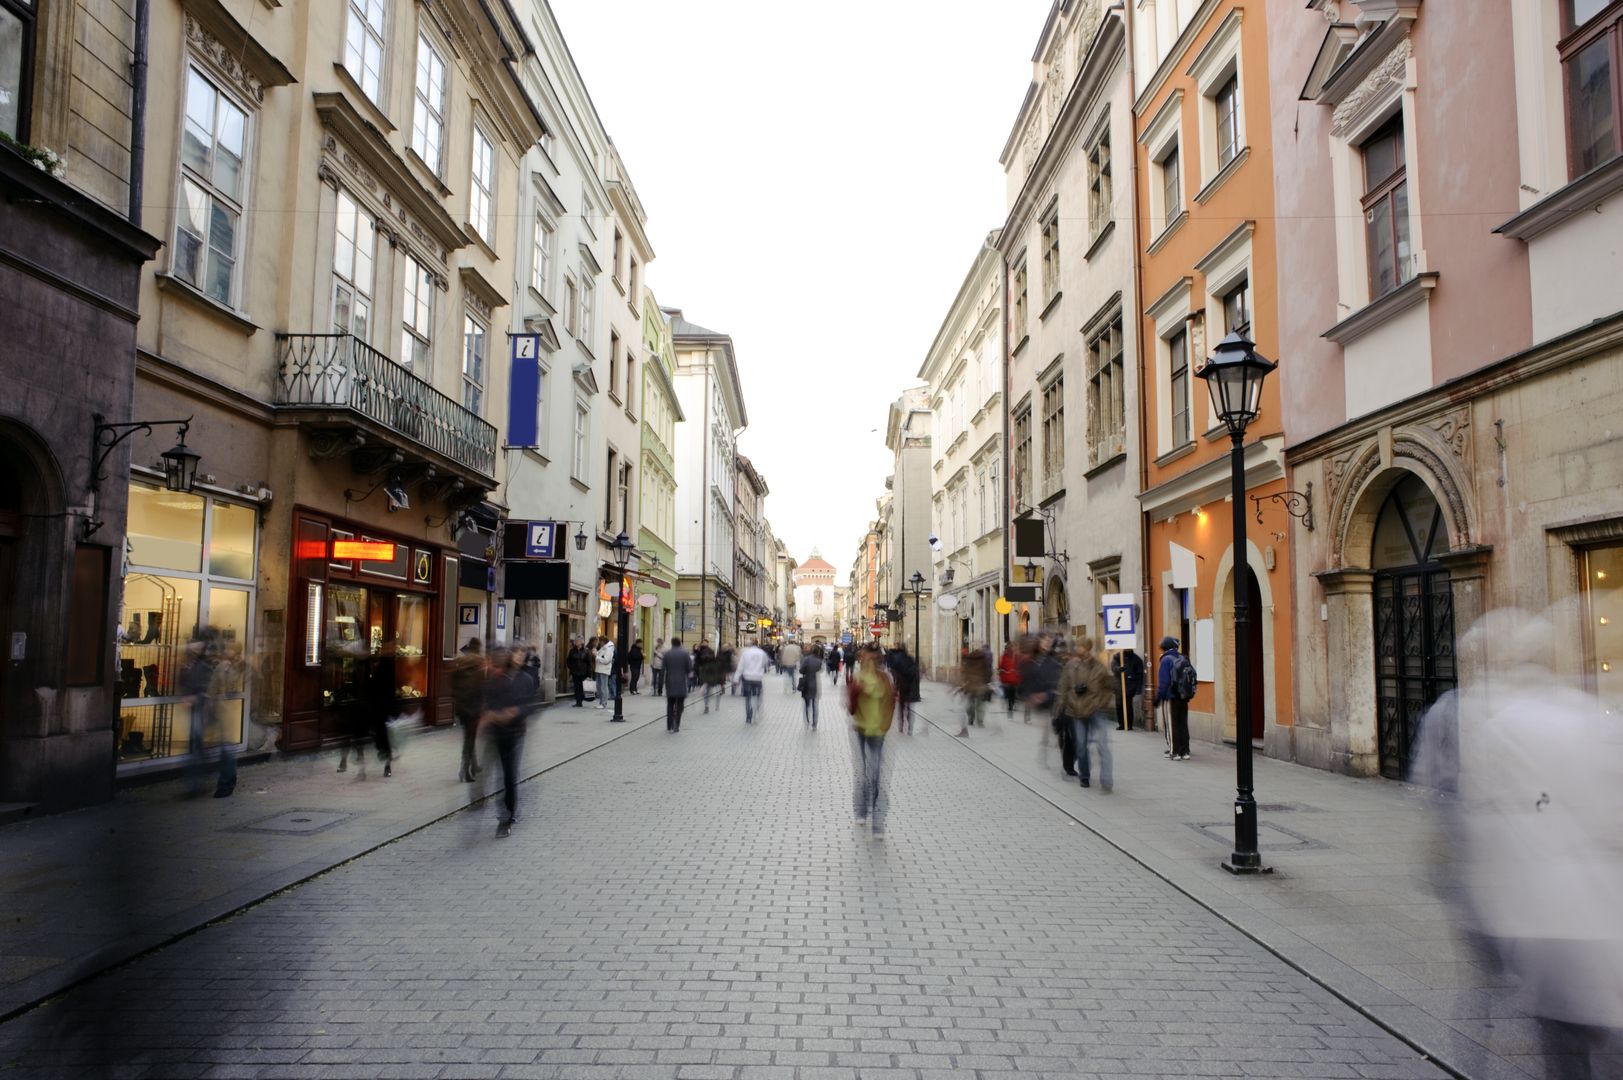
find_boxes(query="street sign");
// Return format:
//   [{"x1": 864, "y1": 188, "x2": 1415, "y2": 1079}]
[
  {"x1": 525, "y1": 521, "x2": 561, "y2": 559},
  {"x1": 1102, "y1": 592, "x2": 1137, "y2": 651}
]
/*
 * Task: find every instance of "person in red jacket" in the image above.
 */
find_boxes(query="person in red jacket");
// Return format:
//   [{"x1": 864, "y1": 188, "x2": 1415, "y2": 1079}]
[{"x1": 998, "y1": 642, "x2": 1021, "y2": 717}]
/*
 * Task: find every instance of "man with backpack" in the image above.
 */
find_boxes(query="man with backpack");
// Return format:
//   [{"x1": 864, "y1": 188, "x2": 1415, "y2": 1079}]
[{"x1": 1154, "y1": 635, "x2": 1196, "y2": 761}]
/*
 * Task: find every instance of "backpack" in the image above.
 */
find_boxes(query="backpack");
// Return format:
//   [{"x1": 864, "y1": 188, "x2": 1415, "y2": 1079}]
[{"x1": 1170, "y1": 653, "x2": 1198, "y2": 701}]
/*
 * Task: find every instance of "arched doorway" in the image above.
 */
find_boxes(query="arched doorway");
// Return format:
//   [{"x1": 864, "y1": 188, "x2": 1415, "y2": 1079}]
[
  {"x1": 1371, "y1": 473, "x2": 1456, "y2": 780},
  {"x1": 1044, "y1": 575, "x2": 1069, "y2": 630}
]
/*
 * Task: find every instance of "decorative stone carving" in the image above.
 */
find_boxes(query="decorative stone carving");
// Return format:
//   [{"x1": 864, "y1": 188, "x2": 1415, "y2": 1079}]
[
  {"x1": 184, "y1": 15, "x2": 265, "y2": 104},
  {"x1": 1333, "y1": 38, "x2": 1411, "y2": 134},
  {"x1": 1426, "y1": 405, "x2": 1470, "y2": 466},
  {"x1": 1325, "y1": 445, "x2": 1360, "y2": 512},
  {"x1": 1074, "y1": 0, "x2": 1102, "y2": 60},
  {"x1": 319, "y1": 133, "x2": 449, "y2": 268},
  {"x1": 1022, "y1": 121, "x2": 1040, "y2": 176},
  {"x1": 1327, "y1": 428, "x2": 1474, "y2": 567},
  {"x1": 466, "y1": 292, "x2": 493, "y2": 322}
]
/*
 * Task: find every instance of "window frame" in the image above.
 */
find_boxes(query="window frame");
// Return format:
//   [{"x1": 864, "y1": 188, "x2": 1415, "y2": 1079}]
[
  {"x1": 532, "y1": 214, "x2": 555, "y2": 297},
  {"x1": 1041, "y1": 375, "x2": 1065, "y2": 489},
  {"x1": 400, "y1": 253, "x2": 434, "y2": 374},
  {"x1": 1215, "y1": 74, "x2": 1240, "y2": 169},
  {"x1": 1168, "y1": 328, "x2": 1191, "y2": 449},
  {"x1": 1222, "y1": 277, "x2": 1251, "y2": 335},
  {"x1": 331, "y1": 187, "x2": 376, "y2": 342},
  {"x1": 1360, "y1": 114, "x2": 1412, "y2": 300},
  {"x1": 1040, "y1": 204, "x2": 1061, "y2": 304},
  {"x1": 572, "y1": 397, "x2": 589, "y2": 480},
  {"x1": 174, "y1": 63, "x2": 252, "y2": 310},
  {"x1": 1559, "y1": 0, "x2": 1623, "y2": 177},
  {"x1": 1013, "y1": 405, "x2": 1033, "y2": 511},
  {"x1": 469, "y1": 126, "x2": 495, "y2": 241},
  {"x1": 1086, "y1": 311, "x2": 1125, "y2": 466},
  {"x1": 580, "y1": 273, "x2": 596, "y2": 349},
  {"x1": 1160, "y1": 144, "x2": 1182, "y2": 222},
  {"x1": 461, "y1": 310, "x2": 487, "y2": 415},
  {"x1": 1011, "y1": 257, "x2": 1029, "y2": 342},
  {"x1": 1087, "y1": 122, "x2": 1112, "y2": 240},
  {"x1": 410, "y1": 31, "x2": 447, "y2": 176},
  {"x1": 0, "y1": 0, "x2": 38, "y2": 142},
  {"x1": 343, "y1": 0, "x2": 387, "y2": 103}
]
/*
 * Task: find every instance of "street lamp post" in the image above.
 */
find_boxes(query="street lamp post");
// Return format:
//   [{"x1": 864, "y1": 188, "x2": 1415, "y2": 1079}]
[
  {"x1": 610, "y1": 531, "x2": 635, "y2": 723},
  {"x1": 713, "y1": 589, "x2": 726, "y2": 649},
  {"x1": 1197, "y1": 331, "x2": 1278, "y2": 876},
  {"x1": 908, "y1": 570, "x2": 925, "y2": 661}
]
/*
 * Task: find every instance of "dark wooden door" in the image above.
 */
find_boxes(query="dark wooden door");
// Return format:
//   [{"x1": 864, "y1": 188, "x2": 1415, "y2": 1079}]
[{"x1": 1374, "y1": 568, "x2": 1455, "y2": 779}]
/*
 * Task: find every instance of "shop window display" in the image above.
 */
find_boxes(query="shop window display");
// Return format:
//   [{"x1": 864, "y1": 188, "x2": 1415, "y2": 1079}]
[
  {"x1": 118, "y1": 481, "x2": 257, "y2": 765},
  {"x1": 1584, "y1": 543, "x2": 1623, "y2": 717}
]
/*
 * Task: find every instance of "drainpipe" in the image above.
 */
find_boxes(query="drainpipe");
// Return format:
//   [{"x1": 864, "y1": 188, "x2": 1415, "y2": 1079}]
[
  {"x1": 128, "y1": 0, "x2": 149, "y2": 225},
  {"x1": 998, "y1": 241, "x2": 1012, "y2": 651}
]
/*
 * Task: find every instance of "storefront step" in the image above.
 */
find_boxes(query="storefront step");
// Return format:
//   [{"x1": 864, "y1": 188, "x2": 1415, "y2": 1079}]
[{"x1": 0, "y1": 803, "x2": 37, "y2": 825}]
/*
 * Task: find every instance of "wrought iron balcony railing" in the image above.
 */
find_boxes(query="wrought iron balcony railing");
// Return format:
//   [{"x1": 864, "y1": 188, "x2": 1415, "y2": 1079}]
[{"x1": 276, "y1": 333, "x2": 497, "y2": 478}]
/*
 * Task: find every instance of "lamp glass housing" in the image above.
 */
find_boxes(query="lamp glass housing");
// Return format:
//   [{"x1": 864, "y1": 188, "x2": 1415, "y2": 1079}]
[
  {"x1": 160, "y1": 439, "x2": 202, "y2": 493},
  {"x1": 1197, "y1": 331, "x2": 1277, "y2": 436},
  {"x1": 611, "y1": 531, "x2": 634, "y2": 568}
]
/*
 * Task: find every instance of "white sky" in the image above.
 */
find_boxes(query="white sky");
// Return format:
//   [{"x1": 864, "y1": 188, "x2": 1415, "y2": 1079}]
[{"x1": 551, "y1": 0, "x2": 1052, "y2": 575}]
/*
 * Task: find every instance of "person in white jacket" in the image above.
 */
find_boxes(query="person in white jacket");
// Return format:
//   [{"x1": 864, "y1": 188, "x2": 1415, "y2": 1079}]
[
  {"x1": 594, "y1": 637, "x2": 617, "y2": 710},
  {"x1": 733, "y1": 638, "x2": 771, "y2": 723}
]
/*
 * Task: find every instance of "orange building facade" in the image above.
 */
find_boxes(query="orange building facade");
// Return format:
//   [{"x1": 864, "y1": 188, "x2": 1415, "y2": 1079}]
[{"x1": 1130, "y1": 0, "x2": 1295, "y2": 748}]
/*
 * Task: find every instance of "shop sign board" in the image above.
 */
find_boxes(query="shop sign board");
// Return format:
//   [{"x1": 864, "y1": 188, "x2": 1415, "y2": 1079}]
[
  {"x1": 332, "y1": 539, "x2": 396, "y2": 560},
  {"x1": 1101, "y1": 592, "x2": 1137, "y2": 651},
  {"x1": 524, "y1": 521, "x2": 561, "y2": 559},
  {"x1": 459, "y1": 605, "x2": 480, "y2": 626}
]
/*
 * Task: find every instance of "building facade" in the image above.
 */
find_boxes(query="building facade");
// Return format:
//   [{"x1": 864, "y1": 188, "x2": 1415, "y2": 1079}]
[
  {"x1": 998, "y1": 0, "x2": 1143, "y2": 649},
  {"x1": 882, "y1": 390, "x2": 935, "y2": 670},
  {"x1": 1129, "y1": 0, "x2": 1294, "y2": 750},
  {"x1": 636, "y1": 287, "x2": 681, "y2": 650},
  {"x1": 792, "y1": 551, "x2": 841, "y2": 644}
]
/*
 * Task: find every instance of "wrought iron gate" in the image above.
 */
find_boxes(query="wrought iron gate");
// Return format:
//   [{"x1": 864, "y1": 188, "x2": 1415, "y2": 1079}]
[{"x1": 1373, "y1": 568, "x2": 1455, "y2": 780}]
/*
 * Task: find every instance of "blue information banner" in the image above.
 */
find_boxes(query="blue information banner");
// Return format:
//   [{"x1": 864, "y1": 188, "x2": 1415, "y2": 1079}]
[{"x1": 507, "y1": 334, "x2": 541, "y2": 447}]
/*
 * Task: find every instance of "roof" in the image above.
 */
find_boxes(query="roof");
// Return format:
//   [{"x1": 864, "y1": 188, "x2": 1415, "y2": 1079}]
[{"x1": 797, "y1": 553, "x2": 837, "y2": 573}]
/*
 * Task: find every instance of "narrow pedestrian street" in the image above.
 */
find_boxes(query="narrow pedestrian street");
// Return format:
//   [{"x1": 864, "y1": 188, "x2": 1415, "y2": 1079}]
[{"x1": 1, "y1": 686, "x2": 1449, "y2": 1080}]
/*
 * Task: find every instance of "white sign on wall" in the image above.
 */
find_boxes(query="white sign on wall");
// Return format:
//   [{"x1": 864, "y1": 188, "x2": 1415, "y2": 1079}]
[{"x1": 1101, "y1": 592, "x2": 1137, "y2": 651}]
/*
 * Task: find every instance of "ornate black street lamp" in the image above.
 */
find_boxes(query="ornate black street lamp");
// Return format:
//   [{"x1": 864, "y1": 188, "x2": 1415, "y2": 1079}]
[
  {"x1": 1197, "y1": 331, "x2": 1277, "y2": 875},
  {"x1": 610, "y1": 530, "x2": 634, "y2": 723},
  {"x1": 713, "y1": 589, "x2": 726, "y2": 648},
  {"x1": 908, "y1": 570, "x2": 925, "y2": 659}
]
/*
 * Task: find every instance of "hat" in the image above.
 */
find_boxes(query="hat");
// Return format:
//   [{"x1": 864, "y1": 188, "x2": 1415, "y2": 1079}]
[{"x1": 1160, "y1": 635, "x2": 1179, "y2": 650}]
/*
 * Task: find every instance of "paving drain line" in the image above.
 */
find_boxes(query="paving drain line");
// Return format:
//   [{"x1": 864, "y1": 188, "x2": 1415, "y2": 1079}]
[
  {"x1": 913, "y1": 704, "x2": 1473, "y2": 1080},
  {"x1": 0, "y1": 712, "x2": 664, "y2": 1027}
]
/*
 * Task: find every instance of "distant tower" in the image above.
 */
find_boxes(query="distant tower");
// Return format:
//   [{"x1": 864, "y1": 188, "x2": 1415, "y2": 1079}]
[{"x1": 792, "y1": 548, "x2": 839, "y2": 640}]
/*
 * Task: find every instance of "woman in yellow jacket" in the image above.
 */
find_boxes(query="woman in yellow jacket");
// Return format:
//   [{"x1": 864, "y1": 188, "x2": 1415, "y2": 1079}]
[{"x1": 846, "y1": 644, "x2": 896, "y2": 836}]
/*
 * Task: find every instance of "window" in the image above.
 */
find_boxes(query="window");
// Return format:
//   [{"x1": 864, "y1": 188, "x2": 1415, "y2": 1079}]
[
  {"x1": 609, "y1": 331, "x2": 620, "y2": 399},
  {"x1": 618, "y1": 462, "x2": 632, "y2": 532},
  {"x1": 0, "y1": 0, "x2": 37, "y2": 140},
  {"x1": 1087, "y1": 312, "x2": 1125, "y2": 465},
  {"x1": 628, "y1": 258, "x2": 640, "y2": 306},
  {"x1": 1160, "y1": 144, "x2": 1181, "y2": 223},
  {"x1": 1087, "y1": 126, "x2": 1112, "y2": 239},
  {"x1": 613, "y1": 229, "x2": 625, "y2": 283},
  {"x1": 1012, "y1": 259, "x2": 1028, "y2": 341},
  {"x1": 580, "y1": 275, "x2": 596, "y2": 349},
  {"x1": 1013, "y1": 406, "x2": 1032, "y2": 511},
  {"x1": 1215, "y1": 75, "x2": 1240, "y2": 168},
  {"x1": 1040, "y1": 206, "x2": 1060, "y2": 303},
  {"x1": 565, "y1": 275, "x2": 579, "y2": 337},
  {"x1": 462, "y1": 313, "x2": 486, "y2": 414},
  {"x1": 572, "y1": 399, "x2": 588, "y2": 479},
  {"x1": 469, "y1": 127, "x2": 494, "y2": 240},
  {"x1": 175, "y1": 66, "x2": 248, "y2": 307},
  {"x1": 625, "y1": 354, "x2": 637, "y2": 417},
  {"x1": 1223, "y1": 278, "x2": 1250, "y2": 334},
  {"x1": 1042, "y1": 377, "x2": 1065, "y2": 488},
  {"x1": 532, "y1": 216, "x2": 554, "y2": 296},
  {"x1": 1562, "y1": 0, "x2": 1623, "y2": 176},
  {"x1": 1168, "y1": 329, "x2": 1191, "y2": 448},
  {"x1": 332, "y1": 189, "x2": 375, "y2": 340},
  {"x1": 1361, "y1": 115, "x2": 1412, "y2": 299},
  {"x1": 343, "y1": 0, "x2": 386, "y2": 101},
  {"x1": 400, "y1": 254, "x2": 433, "y2": 372},
  {"x1": 1092, "y1": 563, "x2": 1121, "y2": 647},
  {"x1": 1583, "y1": 541, "x2": 1623, "y2": 716},
  {"x1": 604, "y1": 449, "x2": 618, "y2": 528},
  {"x1": 411, "y1": 34, "x2": 446, "y2": 174}
]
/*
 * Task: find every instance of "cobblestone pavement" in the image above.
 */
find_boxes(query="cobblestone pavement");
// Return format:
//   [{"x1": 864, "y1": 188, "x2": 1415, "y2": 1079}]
[{"x1": 0, "y1": 682, "x2": 1450, "y2": 1080}]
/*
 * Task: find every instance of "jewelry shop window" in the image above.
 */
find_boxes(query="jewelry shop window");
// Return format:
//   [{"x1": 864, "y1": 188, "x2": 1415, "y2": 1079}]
[{"x1": 118, "y1": 480, "x2": 258, "y2": 767}]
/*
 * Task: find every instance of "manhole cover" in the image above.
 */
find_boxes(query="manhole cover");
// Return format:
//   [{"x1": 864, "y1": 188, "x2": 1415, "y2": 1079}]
[
  {"x1": 236, "y1": 808, "x2": 353, "y2": 835},
  {"x1": 1185, "y1": 820, "x2": 1327, "y2": 852}
]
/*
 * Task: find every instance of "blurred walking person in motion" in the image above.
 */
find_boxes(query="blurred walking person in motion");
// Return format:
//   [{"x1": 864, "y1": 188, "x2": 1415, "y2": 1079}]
[
  {"x1": 627, "y1": 638, "x2": 645, "y2": 694},
  {"x1": 998, "y1": 640, "x2": 1021, "y2": 717},
  {"x1": 1060, "y1": 637, "x2": 1116, "y2": 792},
  {"x1": 567, "y1": 638, "x2": 592, "y2": 707},
  {"x1": 828, "y1": 643, "x2": 844, "y2": 685},
  {"x1": 180, "y1": 628, "x2": 236, "y2": 798},
  {"x1": 846, "y1": 644, "x2": 896, "y2": 836},
  {"x1": 735, "y1": 636, "x2": 770, "y2": 723},
  {"x1": 955, "y1": 643, "x2": 993, "y2": 737},
  {"x1": 480, "y1": 645, "x2": 534, "y2": 838},
  {"x1": 651, "y1": 637, "x2": 668, "y2": 695},
  {"x1": 594, "y1": 635, "x2": 616, "y2": 710},
  {"x1": 695, "y1": 641, "x2": 719, "y2": 713},
  {"x1": 887, "y1": 645, "x2": 920, "y2": 735},
  {"x1": 662, "y1": 636, "x2": 692, "y2": 732},
  {"x1": 451, "y1": 638, "x2": 484, "y2": 782},
  {"x1": 366, "y1": 646, "x2": 399, "y2": 777},
  {"x1": 718, "y1": 644, "x2": 737, "y2": 696},
  {"x1": 778, "y1": 638, "x2": 802, "y2": 694},
  {"x1": 798, "y1": 646, "x2": 823, "y2": 728}
]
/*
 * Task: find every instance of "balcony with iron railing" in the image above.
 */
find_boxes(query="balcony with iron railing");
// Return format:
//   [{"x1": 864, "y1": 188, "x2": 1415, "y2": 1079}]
[{"x1": 275, "y1": 333, "x2": 498, "y2": 481}]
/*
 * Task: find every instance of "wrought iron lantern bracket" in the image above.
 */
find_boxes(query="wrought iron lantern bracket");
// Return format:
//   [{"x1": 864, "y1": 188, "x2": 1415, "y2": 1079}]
[{"x1": 1250, "y1": 482, "x2": 1314, "y2": 531}]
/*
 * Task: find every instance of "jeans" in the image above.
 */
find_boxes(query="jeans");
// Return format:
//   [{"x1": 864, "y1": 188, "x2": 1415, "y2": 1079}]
[
  {"x1": 458, "y1": 711, "x2": 479, "y2": 778},
  {"x1": 1073, "y1": 710, "x2": 1114, "y2": 789},
  {"x1": 896, "y1": 701, "x2": 913, "y2": 735},
  {"x1": 785, "y1": 666, "x2": 797, "y2": 693},
  {"x1": 1167, "y1": 699, "x2": 1190, "y2": 757},
  {"x1": 703, "y1": 683, "x2": 719, "y2": 711},
  {"x1": 741, "y1": 679, "x2": 762, "y2": 721},
  {"x1": 1003, "y1": 684, "x2": 1017, "y2": 715},
  {"x1": 853, "y1": 733, "x2": 887, "y2": 828},
  {"x1": 802, "y1": 691, "x2": 818, "y2": 727},
  {"x1": 489, "y1": 726, "x2": 524, "y2": 823},
  {"x1": 629, "y1": 666, "x2": 641, "y2": 694},
  {"x1": 652, "y1": 667, "x2": 664, "y2": 694},
  {"x1": 596, "y1": 673, "x2": 615, "y2": 705},
  {"x1": 573, "y1": 674, "x2": 587, "y2": 706},
  {"x1": 965, "y1": 694, "x2": 985, "y2": 728},
  {"x1": 666, "y1": 695, "x2": 685, "y2": 731}
]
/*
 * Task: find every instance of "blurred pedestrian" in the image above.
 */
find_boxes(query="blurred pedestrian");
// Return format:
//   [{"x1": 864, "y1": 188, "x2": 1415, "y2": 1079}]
[
  {"x1": 628, "y1": 638, "x2": 645, "y2": 694},
  {"x1": 799, "y1": 647, "x2": 824, "y2": 728},
  {"x1": 651, "y1": 638, "x2": 668, "y2": 695},
  {"x1": 998, "y1": 641, "x2": 1021, "y2": 717},
  {"x1": 366, "y1": 646, "x2": 399, "y2": 777},
  {"x1": 1154, "y1": 636, "x2": 1195, "y2": 760},
  {"x1": 887, "y1": 645, "x2": 920, "y2": 735},
  {"x1": 450, "y1": 637, "x2": 484, "y2": 783},
  {"x1": 662, "y1": 636, "x2": 692, "y2": 732},
  {"x1": 735, "y1": 636, "x2": 769, "y2": 723},
  {"x1": 846, "y1": 644, "x2": 896, "y2": 836},
  {"x1": 1060, "y1": 636, "x2": 1116, "y2": 791},
  {"x1": 955, "y1": 643, "x2": 993, "y2": 737},
  {"x1": 481, "y1": 646, "x2": 535, "y2": 838},
  {"x1": 828, "y1": 643, "x2": 843, "y2": 685},
  {"x1": 718, "y1": 644, "x2": 737, "y2": 697},
  {"x1": 696, "y1": 642, "x2": 719, "y2": 712},
  {"x1": 778, "y1": 639, "x2": 802, "y2": 694},
  {"x1": 594, "y1": 636, "x2": 616, "y2": 711},
  {"x1": 335, "y1": 644, "x2": 370, "y2": 777},
  {"x1": 179, "y1": 628, "x2": 236, "y2": 798}
]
